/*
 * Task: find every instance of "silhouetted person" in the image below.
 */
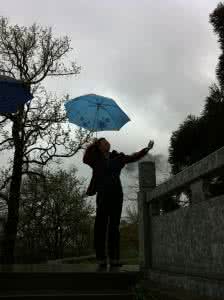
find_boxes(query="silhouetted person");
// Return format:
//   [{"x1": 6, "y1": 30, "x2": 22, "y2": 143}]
[{"x1": 83, "y1": 137, "x2": 154, "y2": 269}]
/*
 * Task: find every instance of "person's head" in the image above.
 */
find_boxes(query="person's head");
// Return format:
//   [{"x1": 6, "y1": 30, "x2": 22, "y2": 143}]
[{"x1": 96, "y1": 137, "x2": 111, "y2": 153}]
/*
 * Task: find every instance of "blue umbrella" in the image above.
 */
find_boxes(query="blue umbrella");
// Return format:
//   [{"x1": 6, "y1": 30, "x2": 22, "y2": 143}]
[
  {"x1": 64, "y1": 94, "x2": 130, "y2": 133},
  {"x1": 0, "y1": 75, "x2": 33, "y2": 113}
]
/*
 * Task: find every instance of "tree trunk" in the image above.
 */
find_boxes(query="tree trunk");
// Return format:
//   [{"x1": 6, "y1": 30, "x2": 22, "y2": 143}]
[
  {"x1": 54, "y1": 227, "x2": 59, "y2": 259},
  {"x1": 1, "y1": 109, "x2": 24, "y2": 264}
]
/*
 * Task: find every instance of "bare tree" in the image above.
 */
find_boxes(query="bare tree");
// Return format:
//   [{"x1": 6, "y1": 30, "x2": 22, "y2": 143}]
[{"x1": 0, "y1": 18, "x2": 92, "y2": 263}]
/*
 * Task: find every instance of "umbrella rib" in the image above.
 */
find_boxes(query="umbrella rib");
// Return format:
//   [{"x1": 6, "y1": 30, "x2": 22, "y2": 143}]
[
  {"x1": 93, "y1": 107, "x2": 99, "y2": 131},
  {"x1": 101, "y1": 103, "x2": 117, "y2": 107},
  {"x1": 101, "y1": 106, "x2": 118, "y2": 129},
  {"x1": 89, "y1": 103, "x2": 117, "y2": 108}
]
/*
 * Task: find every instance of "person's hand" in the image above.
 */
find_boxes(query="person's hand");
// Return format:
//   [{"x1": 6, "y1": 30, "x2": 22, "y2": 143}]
[{"x1": 145, "y1": 140, "x2": 154, "y2": 151}]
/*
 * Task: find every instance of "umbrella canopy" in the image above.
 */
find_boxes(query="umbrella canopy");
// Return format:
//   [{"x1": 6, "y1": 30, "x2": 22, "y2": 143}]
[
  {"x1": 64, "y1": 94, "x2": 130, "y2": 132},
  {"x1": 0, "y1": 75, "x2": 33, "y2": 113}
]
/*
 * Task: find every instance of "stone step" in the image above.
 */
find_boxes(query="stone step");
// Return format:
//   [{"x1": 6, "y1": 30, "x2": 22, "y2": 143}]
[
  {"x1": 0, "y1": 264, "x2": 139, "y2": 296},
  {"x1": 0, "y1": 290, "x2": 135, "y2": 300},
  {"x1": 0, "y1": 272, "x2": 138, "y2": 292}
]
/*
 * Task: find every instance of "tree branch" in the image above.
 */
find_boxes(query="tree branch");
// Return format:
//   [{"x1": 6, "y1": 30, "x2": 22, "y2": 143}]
[
  {"x1": 22, "y1": 170, "x2": 46, "y2": 180},
  {"x1": 0, "y1": 116, "x2": 9, "y2": 124},
  {"x1": 0, "y1": 113, "x2": 14, "y2": 122},
  {"x1": 0, "y1": 137, "x2": 13, "y2": 147},
  {"x1": 0, "y1": 192, "x2": 8, "y2": 202},
  {"x1": 0, "y1": 176, "x2": 12, "y2": 192},
  {"x1": 48, "y1": 72, "x2": 80, "y2": 76}
]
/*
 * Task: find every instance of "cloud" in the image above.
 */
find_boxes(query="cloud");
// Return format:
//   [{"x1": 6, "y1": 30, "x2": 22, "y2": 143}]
[
  {"x1": 0, "y1": 0, "x2": 221, "y2": 172},
  {"x1": 124, "y1": 152, "x2": 171, "y2": 184},
  {"x1": 0, "y1": 0, "x2": 221, "y2": 218}
]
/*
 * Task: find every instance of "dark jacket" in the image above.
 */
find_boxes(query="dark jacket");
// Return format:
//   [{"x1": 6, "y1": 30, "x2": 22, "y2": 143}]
[{"x1": 83, "y1": 146, "x2": 148, "y2": 196}]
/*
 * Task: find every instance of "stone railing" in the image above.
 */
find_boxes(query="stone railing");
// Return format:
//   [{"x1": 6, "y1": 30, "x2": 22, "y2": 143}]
[{"x1": 138, "y1": 146, "x2": 224, "y2": 299}]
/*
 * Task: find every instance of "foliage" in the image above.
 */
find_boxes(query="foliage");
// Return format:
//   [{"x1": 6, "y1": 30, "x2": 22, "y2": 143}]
[
  {"x1": 17, "y1": 168, "x2": 94, "y2": 260},
  {"x1": 169, "y1": 3, "x2": 224, "y2": 178},
  {"x1": 167, "y1": 3, "x2": 224, "y2": 203},
  {"x1": 168, "y1": 115, "x2": 207, "y2": 174}
]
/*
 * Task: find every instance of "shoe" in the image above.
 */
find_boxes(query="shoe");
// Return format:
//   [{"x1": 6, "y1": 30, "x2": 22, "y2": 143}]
[
  {"x1": 109, "y1": 264, "x2": 122, "y2": 272},
  {"x1": 96, "y1": 263, "x2": 107, "y2": 272},
  {"x1": 96, "y1": 259, "x2": 107, "y2": 271}
]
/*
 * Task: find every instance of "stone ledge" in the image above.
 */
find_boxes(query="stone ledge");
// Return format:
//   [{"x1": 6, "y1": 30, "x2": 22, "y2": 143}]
[
  {"x1": 147, "y1": 269, "x2": 224, "y2": 300},
  {"x1": 147, "y1": 146, "x2": 224, "y2": 202}
]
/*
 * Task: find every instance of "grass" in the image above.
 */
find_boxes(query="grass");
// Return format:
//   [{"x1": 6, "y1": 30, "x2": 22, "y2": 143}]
[{"x1": 63, "y1": 247, "x2": 139, "y2": 265}]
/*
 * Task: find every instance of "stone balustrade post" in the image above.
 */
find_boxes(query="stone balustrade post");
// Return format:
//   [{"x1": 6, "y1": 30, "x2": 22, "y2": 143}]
[
  {"x1": 190, "y1": 179, "x2": 206, "y2": 204},
  {"x1": 138, "y1": 161, "x2": 156, "y2": 272}
]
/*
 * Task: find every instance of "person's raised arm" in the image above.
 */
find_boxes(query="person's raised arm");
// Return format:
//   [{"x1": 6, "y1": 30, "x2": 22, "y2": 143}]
[{"x1": 121, "y1": 140, "x2": 154, "y2": 164}]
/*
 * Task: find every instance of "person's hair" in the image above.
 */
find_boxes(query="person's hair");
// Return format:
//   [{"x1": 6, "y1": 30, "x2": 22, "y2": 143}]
[
  {"x1": 84, "y1": 137, "x2": 106, "y2": 161},
  {"x1": 96, "y1": 137, "x2": 106, "y2": 146}
]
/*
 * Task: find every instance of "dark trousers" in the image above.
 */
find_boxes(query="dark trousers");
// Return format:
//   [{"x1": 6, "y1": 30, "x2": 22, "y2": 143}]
[{"x1": 94, "y1": 188, "x2": 123, "y2": 262}]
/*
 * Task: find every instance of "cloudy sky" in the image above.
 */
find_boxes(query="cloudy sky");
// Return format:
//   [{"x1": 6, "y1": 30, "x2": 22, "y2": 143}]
[{"x1": 0, "y1": 0, "x2": 221, "y2": 203}]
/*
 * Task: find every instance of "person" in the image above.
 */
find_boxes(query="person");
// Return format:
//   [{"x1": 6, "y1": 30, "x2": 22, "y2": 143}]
[{"x1": 83, "y1": 137, "x2": 154, "y2": 270}]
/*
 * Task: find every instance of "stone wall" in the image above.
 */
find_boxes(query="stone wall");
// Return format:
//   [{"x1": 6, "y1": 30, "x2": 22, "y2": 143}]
[
  {"x1": 138, "y1": 146, "x2": 224, "y2": 299},
  {"x1": 151, "y1": 195, "x2": 224, "y2": 278},
  {"x1": 0, "y1": 219, "x2": 4, "y2": 258}
]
